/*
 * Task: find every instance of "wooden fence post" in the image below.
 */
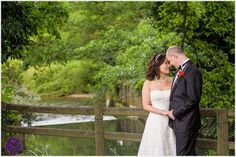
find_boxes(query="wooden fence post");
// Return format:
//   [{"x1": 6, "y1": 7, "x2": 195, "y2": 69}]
[
  {"x1": 216, "y1": 109, "x2": 229, "y2": 155},
  {"x1": 95, "y1": 101, "x2": 105, "y2": 155}
]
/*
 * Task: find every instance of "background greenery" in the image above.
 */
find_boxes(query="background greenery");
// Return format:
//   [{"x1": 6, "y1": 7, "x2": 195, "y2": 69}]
[{"x1": 2, "y1": 1, "x2": 234, "y2": 109}]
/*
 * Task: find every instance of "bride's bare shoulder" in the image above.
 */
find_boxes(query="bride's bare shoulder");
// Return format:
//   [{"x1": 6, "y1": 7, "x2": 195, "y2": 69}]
[
  {"x1": 144, "y1": 79, "x2": 151, "y2": 84},
  {"x1": 144, "y1": 79, "x2": 153, "y2": 87}
]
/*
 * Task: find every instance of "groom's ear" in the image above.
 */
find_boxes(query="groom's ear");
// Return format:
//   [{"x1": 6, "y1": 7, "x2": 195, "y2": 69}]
[{"x1": 173, "y1": 54, "x2": 178, "y2": 59}]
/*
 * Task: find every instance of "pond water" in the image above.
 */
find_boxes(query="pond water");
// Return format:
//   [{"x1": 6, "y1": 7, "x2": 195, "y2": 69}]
[
  {"x1": 20, "y1": 97, "x2": 142, "y2": 155},
  {"x1": 21, "y1": 97, "x2": 117, "y2": 127}
]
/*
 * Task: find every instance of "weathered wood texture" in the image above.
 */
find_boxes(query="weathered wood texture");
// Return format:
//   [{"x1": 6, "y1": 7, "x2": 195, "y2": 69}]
[
  {"x1": 217, "y1": 109, "x2": 229, "y2": 155},
  {"x1": 95, "y1": 102, "x2": 105, "y2": 155},
  {"x1": 2, "y1": 102, "x2": 94, "y2": 115},
  {"x1": 6, "y1": 126, "x2": 95, "y2": 138}
]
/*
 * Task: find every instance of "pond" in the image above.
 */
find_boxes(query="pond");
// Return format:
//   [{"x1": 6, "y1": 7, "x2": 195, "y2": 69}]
[{"x1": 19, "y1": 96, "x2": 142, "y2": 155}]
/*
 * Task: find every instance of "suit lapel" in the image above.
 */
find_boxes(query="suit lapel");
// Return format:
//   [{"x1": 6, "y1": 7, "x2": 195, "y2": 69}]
[
  {"x1": 170, "y1": 75, "x2": 179, "y2": 100},
  {"x1": 170, "y1": 75, "x2": 177, "y2": 89},
  {"x1": 170, "y1": 61, "x2": 192, "y2": 100}
]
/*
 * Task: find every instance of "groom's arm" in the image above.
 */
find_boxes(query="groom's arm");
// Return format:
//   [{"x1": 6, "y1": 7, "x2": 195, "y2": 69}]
[{"x1": 173, "y1": 70, "x2": 202, "y2": 119}]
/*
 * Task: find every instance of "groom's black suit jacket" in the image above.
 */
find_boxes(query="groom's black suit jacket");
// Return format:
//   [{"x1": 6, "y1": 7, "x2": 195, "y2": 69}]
[{"x1": 169, "y1": 61, "x2": 202, "y2": 133}]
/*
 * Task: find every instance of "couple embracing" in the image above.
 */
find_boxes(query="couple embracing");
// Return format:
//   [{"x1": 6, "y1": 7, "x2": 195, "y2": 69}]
[{"x1": 138, "y1": 46, "x2": 203, "y2": 156}]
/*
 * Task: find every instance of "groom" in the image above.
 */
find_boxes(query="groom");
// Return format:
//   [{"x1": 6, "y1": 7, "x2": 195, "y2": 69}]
[{"x1": 166, "y1": 46, "x2": 202, "y2": 155}]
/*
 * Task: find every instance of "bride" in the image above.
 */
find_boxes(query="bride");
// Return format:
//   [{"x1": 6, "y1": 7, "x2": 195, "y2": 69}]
[{"x1": 138, "y1": 53, "x2": 176, "y2": 156}]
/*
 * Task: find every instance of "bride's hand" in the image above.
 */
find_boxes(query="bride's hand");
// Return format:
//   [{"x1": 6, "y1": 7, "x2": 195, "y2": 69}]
[
  {"x1": 161, "y1": 110, "x2": 169, "y2": 116},
  {"x1": 168, "y1": 110, "x2": 176, "y2": 120}
]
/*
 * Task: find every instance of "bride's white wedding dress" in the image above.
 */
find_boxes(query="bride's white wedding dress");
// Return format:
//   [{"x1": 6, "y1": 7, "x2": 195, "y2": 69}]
[{"x1": 138, "y1": 89, "x2": 176, "y2": 156}]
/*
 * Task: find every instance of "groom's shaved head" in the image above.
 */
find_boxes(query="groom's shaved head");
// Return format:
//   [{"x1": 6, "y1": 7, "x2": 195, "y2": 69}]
[{"x1": 166, "y1": 46, "x2": 184, "y2": 56}]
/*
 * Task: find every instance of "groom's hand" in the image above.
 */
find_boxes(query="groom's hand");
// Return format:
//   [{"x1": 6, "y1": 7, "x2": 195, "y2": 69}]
[{"x1": 168, "y1": 110, "x2": 176, "y2": 120}]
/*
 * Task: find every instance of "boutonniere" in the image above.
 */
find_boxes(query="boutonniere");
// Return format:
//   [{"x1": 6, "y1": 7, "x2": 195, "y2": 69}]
[{"x1": 178, "y1": 70, "x2": 185, "y2": 77}]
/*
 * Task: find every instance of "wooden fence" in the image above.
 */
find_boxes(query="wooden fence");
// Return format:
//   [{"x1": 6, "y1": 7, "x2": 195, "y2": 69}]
[{"x1": 2, "y1": 102, "x2": 235, "y2": 155}]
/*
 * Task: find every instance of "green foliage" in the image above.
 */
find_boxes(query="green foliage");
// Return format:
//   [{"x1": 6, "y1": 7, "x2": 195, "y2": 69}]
[
  {"x1": 1, "y1": 59, "x2": 24, "y2": 86},
  {"x1": 1, "y1": 1, "x2": 69, "y2": 63},
  {"x1": 2, "y1": 2, "x2": 35, "y2": 63},
  {"x1": 22, "y1": 60, "x2": 101, "y2": 97},
  {"x1": 65, "y1": 2, "x2": 154, "y2": 65},
  {"x1": 3, "y1": 1, "x2": 234, "y2": 109},
  {"x1": 1, "y1": 58, "x2": 40, "y2": 104},
  {"x1": 23, "y1": 37, "x2": 69, "y2": 67},
  {"x1": 179, "y1": 41, "x2": 234, "y2": 108},
  {"x1": 22, "y1": 135, "x2": 49, "y2": 155},
  {"x1": 1, "y1": 86, "x2": 15, "y2": 103},
  {"x1": 77, "y1": 14, "x2": 181, "y2": 95},
  {"x1": 207, "y1": 149, "x2": 217, "y2": 156}
]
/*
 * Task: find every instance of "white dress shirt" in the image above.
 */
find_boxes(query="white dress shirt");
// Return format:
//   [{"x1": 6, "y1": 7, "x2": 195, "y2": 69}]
[{"x1": 180, "y1": 58, "x2": 190, "y2": 70}]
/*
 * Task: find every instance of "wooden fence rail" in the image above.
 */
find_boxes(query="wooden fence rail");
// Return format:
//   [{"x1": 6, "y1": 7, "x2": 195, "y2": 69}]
[{"x1": 2, "y1": 102, "x2": 235, "y2": 155}]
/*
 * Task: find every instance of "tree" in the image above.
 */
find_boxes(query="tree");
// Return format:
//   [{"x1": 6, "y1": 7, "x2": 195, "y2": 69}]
[{"x1": 1, "y1": 1, "x2": 69, "y2": 63}]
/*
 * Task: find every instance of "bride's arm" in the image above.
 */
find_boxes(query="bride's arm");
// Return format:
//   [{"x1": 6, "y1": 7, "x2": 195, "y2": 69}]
[{"x1": 142, "y1": 80, "x2": 168, "y2": 116}]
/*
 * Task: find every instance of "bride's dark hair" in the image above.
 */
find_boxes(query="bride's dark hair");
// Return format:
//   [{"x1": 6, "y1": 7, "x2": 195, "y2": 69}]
[{"x1": 146, "y1": 53, "x2": 166, "y2": 81}]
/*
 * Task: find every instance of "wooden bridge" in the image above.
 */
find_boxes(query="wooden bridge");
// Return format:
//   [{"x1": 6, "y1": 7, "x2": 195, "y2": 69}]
[{"x1": 2, "y1": 102, "x2": 235, "y2": 155}]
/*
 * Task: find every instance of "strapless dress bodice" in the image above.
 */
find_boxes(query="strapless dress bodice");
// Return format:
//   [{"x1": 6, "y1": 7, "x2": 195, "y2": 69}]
[{"x1": 150, "y1": 89, "x2": 171, "y2": 110}]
